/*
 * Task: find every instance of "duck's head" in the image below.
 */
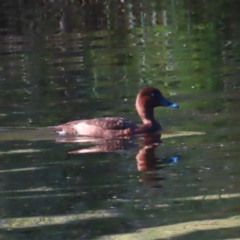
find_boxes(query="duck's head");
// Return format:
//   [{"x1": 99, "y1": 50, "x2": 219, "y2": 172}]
[{"x1": 136, "y1": 87, "x2": 179, "y2": 111}]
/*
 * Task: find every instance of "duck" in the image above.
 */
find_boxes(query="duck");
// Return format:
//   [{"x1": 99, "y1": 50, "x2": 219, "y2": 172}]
[{"x1": 53, "y1": 87, "x2": 179, "y2": 138}]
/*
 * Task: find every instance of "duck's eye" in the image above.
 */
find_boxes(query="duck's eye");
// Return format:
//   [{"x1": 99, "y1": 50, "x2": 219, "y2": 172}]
[{"x1": 151, "y1": 92, "x2": 155, "y2": 97}]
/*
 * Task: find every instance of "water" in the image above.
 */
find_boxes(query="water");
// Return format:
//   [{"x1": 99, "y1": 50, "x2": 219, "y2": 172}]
[{"x1": 0, "y1": 0, "x2": 240, "y2": 239}]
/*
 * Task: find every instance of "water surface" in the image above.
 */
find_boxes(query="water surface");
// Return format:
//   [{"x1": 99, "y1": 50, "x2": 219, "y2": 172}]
[{"x1": 0, "y1": 0, "x2": 240, "y2": 239}]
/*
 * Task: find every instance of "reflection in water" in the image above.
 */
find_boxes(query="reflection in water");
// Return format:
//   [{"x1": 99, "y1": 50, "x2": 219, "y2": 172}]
[
  {"x1": 137, "y1": 134, "x2": 165, "y2": 188},
  {"x1": 57, "y1": 133, "x2": 178, "y2": 188}
]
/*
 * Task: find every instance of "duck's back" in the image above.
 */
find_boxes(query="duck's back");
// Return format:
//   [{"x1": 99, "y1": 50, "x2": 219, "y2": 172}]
[{"x1": 54, "y1": 117, "x2": 138, "y2": 138}]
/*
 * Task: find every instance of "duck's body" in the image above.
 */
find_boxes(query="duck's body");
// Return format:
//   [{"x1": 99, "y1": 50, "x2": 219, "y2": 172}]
[
  {"x1": 53, "y1": 87, "x2": 179, "y2": 138},
  {"x1": 54, "y1": 117, "x2": 138, "y2": 138}
]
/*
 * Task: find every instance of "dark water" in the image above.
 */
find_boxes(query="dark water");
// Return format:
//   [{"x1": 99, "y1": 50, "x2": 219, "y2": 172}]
[{"x1": 0, "y1": 1, "x2": 240, "y2": 239}]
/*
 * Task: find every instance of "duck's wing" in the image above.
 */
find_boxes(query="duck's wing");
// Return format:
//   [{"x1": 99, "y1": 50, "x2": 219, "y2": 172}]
[{"x1": 81, "y1": 117, "x2": 137, "y2": 130}]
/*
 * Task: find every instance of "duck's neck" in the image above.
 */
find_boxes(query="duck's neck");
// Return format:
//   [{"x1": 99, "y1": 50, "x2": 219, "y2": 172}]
[{"x1": 137, "y1": 106, "x2": 158, "y2": 125}]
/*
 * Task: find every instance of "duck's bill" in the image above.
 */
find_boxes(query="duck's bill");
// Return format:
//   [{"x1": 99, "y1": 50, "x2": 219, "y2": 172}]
[{"x1": 160, "y1": 97, "x2": 179, "y2": 108}]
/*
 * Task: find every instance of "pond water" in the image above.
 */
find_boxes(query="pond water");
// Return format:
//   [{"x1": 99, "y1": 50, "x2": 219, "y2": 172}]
[{"x1": 0, "y1": 0, "x2": 240, "y2": 239}]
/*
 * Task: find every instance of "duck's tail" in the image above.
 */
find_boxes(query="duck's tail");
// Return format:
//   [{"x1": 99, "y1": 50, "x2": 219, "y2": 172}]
[{"x1": 48, "y1": 125, "x2": 71, "y2": 135}]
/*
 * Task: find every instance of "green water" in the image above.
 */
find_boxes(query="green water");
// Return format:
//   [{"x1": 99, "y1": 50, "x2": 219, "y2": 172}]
[{"x1": 0, "y1": 0, "x2": 240, "y2": 239}]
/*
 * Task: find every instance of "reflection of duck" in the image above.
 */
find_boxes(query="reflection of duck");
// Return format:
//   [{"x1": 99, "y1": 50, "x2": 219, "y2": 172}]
[
  {"x1": 57, "y1": 133, "x2": 178, "y2": 188},
  {"x1": 60, "y1": 138, "x2": 137, "y2": 154},
  {"x1": 53, "y1": 87, "x2": 179, "y2": 138},
  {"x1": 136, "y1": 134, "x2": 162, "y2": 172},
  {"x1": 135, "y1": 134, "x2": 178, "y2": 188}
]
